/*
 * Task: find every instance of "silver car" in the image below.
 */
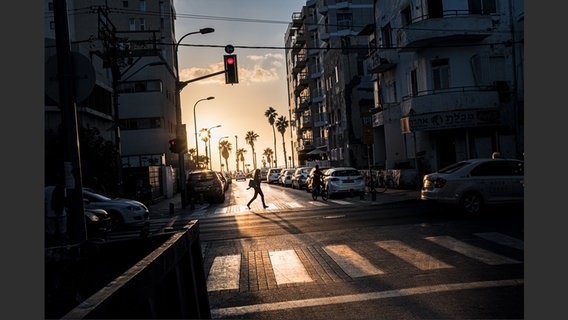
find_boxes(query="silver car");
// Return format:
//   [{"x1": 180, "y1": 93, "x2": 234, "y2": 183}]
[
  {"x1": 421, "y1": 158, "x2": 524, "y2": 214},
  {"x1": 83, "y1": 188, "x2": 150, "y2": 229}
]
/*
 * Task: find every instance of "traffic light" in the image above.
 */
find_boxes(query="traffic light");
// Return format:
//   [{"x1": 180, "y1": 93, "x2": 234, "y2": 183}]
[
  {"x1": 169, "y1": 138, "x2": 187, "y2": 153},
  {"x1": 224, "y1": 54, "x2": 238, "y2": 84},
  {"x1": 169, "y1": 139, "x2": 178, "y2": 153}
]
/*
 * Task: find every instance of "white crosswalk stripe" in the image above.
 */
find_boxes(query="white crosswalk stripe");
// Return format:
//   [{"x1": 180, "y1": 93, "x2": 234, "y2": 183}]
[
  {"x1": 206, "y1": 254, "x2": 241, "y2": 292},
  {"x1": 323, "y1": 244, "x2": 384, "y2": 277},
  {"x1": 269, "y1": 250, "x2": 313, "y2": 285},
  {"x1": 375, "y1": 240, "x2": 453, "y2": 270},
  {"x1": 474, "y1": 232, "x2": 524, "y2": 250},
  {"x1": 425, "y1": 236, "x2": 521, "y2": 265},
  {"x1": 204, "y1": 233, "x2": 522, "y2": 292}
]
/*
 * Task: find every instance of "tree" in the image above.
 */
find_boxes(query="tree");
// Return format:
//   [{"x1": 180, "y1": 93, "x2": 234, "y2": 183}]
[
  {"x1": 188, "y1": 148, "x2": 197, "y2": 170},
  {"x1": 276, "y1": 115, "x2": 289, "y2": 168},
  {"x1": 263, "y1": 148, "x2": 274, "y2": 167},
  {"x1": 236, "y1": 148, "x2": 247, "y2": 173},
  {"x1": 219, "y1": 140, "x2": 232, "y2": 171},
  {"x1": 245, "y1": 130, "x2": 259, "y2": 169},
  {"x1": 264, "y1": 107, "x2": 278, "y2": 167}
]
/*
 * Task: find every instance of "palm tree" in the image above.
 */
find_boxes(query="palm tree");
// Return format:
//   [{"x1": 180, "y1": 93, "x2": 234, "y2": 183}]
[
  {"x1": 245, "y1": 130, "x2": 259, "y2": 169},
  {"x1": 276, "y1": 115, "x2": 289, "y2": 168},
  {"x1": 264, "y1": 107, "x2": 278, "y2": 167},
  {"x1": 188, "y1": 148, "x2": 197, "y2": 169},
  {"x1": 236, "y1": 148, "x2": 247, "y2": 173},
  {"x1": 263, "y1": 148, "x2": 274, "y2": 167},
  {"x1": 219, "y1": 140, "x2": 232, "y2": 172}
]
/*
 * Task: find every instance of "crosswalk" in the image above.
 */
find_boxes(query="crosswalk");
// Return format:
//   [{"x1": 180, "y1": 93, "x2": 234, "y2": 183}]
[{"x1": 203, "y1": 232, "x2": 523, "y2": 293}]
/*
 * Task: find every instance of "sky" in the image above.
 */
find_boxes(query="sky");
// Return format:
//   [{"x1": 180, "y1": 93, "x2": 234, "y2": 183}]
[{"x1": 173, "y1": 0, "x2": 307, "y2": 171}]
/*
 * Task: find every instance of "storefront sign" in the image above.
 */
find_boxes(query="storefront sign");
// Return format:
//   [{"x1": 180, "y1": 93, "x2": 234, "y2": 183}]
[{"x1": 401, "y1": 109, "x2": 500, "y2": 132}]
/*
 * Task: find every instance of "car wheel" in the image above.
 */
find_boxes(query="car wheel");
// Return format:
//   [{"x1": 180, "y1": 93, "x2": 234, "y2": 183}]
[
  {"x1": 217, "y1": 193, "x2": 226, "y2": 203},
  {"x1": 460, "y1": 192, "x2": 483, "y2": 214}
]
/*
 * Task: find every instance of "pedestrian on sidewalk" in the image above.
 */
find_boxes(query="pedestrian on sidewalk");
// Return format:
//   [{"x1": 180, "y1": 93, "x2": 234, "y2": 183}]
[{"x1": 247, "y1": 168, "x2": 268, "y2": 209}]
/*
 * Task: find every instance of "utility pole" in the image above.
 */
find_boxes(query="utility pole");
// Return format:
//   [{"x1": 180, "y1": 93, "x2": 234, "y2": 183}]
[{"x1": 53, "y1": 0, "x2": 87, "y2": 245}]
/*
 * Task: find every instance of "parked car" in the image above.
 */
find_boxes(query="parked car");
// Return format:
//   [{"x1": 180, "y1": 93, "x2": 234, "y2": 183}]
[
  {"x1": 82, "y1": 188, "x2": 150, "y2": 230},
  {"x1": 279, "y1": 168, "x2": 295, "y2": 187},
  {"x1": 260, "y1": 167, "x2": 269, "y2": 181},
  {"x1": 235, "y1": 171, "x2": 246, "y2": 181},
  {"x1": 186, "y1": 169, "x2": 226, "y2": 204},
  {"x1": 291, "y1": 167, "x2": 310, "y2": 189},
  {"x1": 223, "y1": 171, "x2": 232, "y2": 185},
  {"x1": 322, "y1": 167, "x2": 366, "y2": 197},
  {"x1": 216, "y1": 171, "x2": 229, "y2": 192},
  {"x1": 421, "y1": 158, "x2": 524, "y2": 214},
  {"x1": 266, "y1": 168, "x2": 282, "y2": 184},
  {"x1": 84, "y1": 207, "x2": 113, "y2": 239},
  {"x1": 306, "y1": 166, "x2": 330, "y2": 192}
]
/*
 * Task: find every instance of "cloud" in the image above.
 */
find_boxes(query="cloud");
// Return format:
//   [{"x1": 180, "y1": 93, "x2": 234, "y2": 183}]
[{"x1": 180, "y1": 52, "x2": 285, "y2": 85}]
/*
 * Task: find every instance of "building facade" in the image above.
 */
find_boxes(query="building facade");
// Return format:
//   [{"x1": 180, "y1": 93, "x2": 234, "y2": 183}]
[
  {"x1": 285, "y1": 0, "x2": 376, "y2": 169},
  {"x1": 286, "y1": 0, "x2": 524, "y2": 184},
  {"x1": 45, "y1": 0, "x2": 180, "y2": 196},
  {"x1": 363, "y1": 0, "x2": 524, "y2": 176}
]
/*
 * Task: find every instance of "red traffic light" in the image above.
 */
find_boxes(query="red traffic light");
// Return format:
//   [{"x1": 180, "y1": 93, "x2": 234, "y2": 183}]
[{"x1": 226, "y1": 56, "x2": 235, "y2": 65}]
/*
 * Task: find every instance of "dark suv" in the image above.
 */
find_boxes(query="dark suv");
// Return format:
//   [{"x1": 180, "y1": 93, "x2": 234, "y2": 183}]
[{"x1": 186, "y1": 169, "x2": 226, "y2": 203}]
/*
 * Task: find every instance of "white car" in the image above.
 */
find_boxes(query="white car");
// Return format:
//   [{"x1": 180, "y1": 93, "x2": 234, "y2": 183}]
[
  {"x1": 83, "y1": 188, "x2": 150, "y2": 229},
  {"x1": 421, "y1": 158, "x2": 524, "y2": 214},
  {"x1": 279, "y1": 168, "x2": 294, "y2": 187},
  {"x1": 266, "y1": 168, "x2": 282, "y2": 184},
  {"x1": 323, "y1": 167, "x2": 366, "y2": 197},
  {"x1": 235, "y1": 171, "x2": 246, "y2": 181}
]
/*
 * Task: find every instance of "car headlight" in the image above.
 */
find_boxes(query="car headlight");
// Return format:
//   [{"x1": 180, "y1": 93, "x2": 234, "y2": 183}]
[{"x1": 85, "y1": 211, "x2": 99, "y2": 222}]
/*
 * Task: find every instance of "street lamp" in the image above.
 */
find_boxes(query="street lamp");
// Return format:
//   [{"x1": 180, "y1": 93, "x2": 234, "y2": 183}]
[
  {"x1": 208, "y1": 125, "x2": 222, "y2": 170},
  {"x1": 193, "y1": 96, "x2": 215, "y2": 168},
  {"x1": 218, "y1": 136, "x2": 229, "y2": 172},
  {"x1": 174, "y1": 27, "x2": 214, "y2": 208}
]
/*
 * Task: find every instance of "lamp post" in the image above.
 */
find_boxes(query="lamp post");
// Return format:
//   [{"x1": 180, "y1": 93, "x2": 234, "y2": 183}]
[
  {"x1": 174, "y1": 27, "x2": 214, "y2": 208},
  {"x1": 218, "y1": 136, "x2": 229, "y2": 172},
  {"x1": 208, "y1": 125, "x2": 222, "y2": 170},
  {"x1": 193, "y1": 96, "x2": 215, "y2": 169}
]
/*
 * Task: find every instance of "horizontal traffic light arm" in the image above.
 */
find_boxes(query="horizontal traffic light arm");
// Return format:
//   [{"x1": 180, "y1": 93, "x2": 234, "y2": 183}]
[{"x1": 176, "y1": 70, "x2": 226, "y2": 91}]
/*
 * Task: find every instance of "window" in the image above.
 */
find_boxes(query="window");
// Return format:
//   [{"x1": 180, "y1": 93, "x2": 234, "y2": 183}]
[
  {"x1": 381, "y1": 23, "x2": 392, "y2": 48},
  {"x1": 401, "y1": 7, "x2": 411, "y2": 26},
  {"x1": 50, "y1": 21, "x2": 55, "y2": 30},
  {"x1": 122, "y1": 1, "x2": 128, "y2": 8},
  {"x1": 431, "y1": 59, "x2": 449, "y2": 90},
  {"x1": 410, "y1": 69, "x2": 418, "y2": 96},
  {"x1": 139, "y1": 18, "x2": 146, "y2": 31},
  {"x1": 139, "y1": 0, "x2": 146, "y2": 12},
  {"x1": 129, "y1": 18, "x2": 136, "y2": 31},
  {"x1": 336, "y1": 13, "x2": 352, "y2": 30},
  {"x1": 48, "y1": 1, "x2": 54, "y2": 11},
  {"x1": 468, "y1": 0, "x2": 497, "y2": 15},
  {"x1": 118, "y1": 80, "x2": 163, "y2": 93},
  {"x1": 120, "y1": 117, "x2": 162, "y2": 130}
]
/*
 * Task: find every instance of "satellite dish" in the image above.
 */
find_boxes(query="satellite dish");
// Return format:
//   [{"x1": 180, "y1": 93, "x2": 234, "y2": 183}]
[{"x1": 45, "y1": 51, "x2": 96, "y2": 104}]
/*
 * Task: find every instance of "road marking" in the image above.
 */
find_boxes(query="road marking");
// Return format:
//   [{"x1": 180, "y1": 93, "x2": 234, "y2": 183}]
[
  {"x1": 425, "y1": 236, "x2": 521, "y2": 265},
  {"x1": 287, "y1": 202, "x2": 304, "y2": 208},
  {"x1": 210, "y1": 279, "x2": 523, "y2": 317},
  {"x1": 328, "y1": 200, "x2": 351, "y2": 205},
  {"x1": 206, "y1": 254, "x2": 241, "y2": 292},
  {"x1": 307, "y1": 201, "x2": 329, "y2": 206},
  {"x1": 375, "y1": 240, "x2": 453, "y2": 270},
  {"x1": 474, "y1": 232, "x2": 524, "y2": 250},
  {"x1": 269, "y1": 250, "x2": 313, "y2": 285},
  {"x1": 323, "y1": 244, "x2": 384, "y2": 277}
]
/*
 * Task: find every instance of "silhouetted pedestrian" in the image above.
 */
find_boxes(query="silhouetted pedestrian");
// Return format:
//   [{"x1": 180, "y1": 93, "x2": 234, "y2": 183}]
[{"x1": 247, "y1": 168, "x2": 268, "y2": 209}]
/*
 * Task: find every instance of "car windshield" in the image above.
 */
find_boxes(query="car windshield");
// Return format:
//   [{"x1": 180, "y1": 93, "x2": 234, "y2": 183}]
[
  {"x1": 83, "y1": 190, "x2": 113, "y2": 202},
  {"x1": 332, "y1": 169, "x2": 360, "y2": 177},
  {"x1": 188, "y1": 172, "x2": 217, "y2": 181}
]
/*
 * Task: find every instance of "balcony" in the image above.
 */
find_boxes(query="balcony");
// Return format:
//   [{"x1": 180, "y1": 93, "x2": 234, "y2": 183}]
[
  {"x1": 396, "y1": 14, "x2": 492, "y2": 51},
  {"x1": 291, "y1": 12, "x2": 303, "y2": 28},
  {"x1": 364, "y1": 49, "x2": 398, "y2": 74},
  {"x1": 401, "y1": 87, "x2": 501, "y2": 116},
  {"x1": 292, "y1": 53, "x2": 307, "y2": 74}
]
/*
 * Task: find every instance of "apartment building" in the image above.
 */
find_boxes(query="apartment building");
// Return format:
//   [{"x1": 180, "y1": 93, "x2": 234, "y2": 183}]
[
  {"x1": 286, "y1": 0, "x2": 524, "y2": 185},
  {"x1": 285, "y1": 0, "x2": 376, "y2": 169},
  {"x1": 363, "y1": 0, "x2": 524, "y2": 175},
  {"x1": 44, "y1": 0, "x2": 180, "y2": 197}
]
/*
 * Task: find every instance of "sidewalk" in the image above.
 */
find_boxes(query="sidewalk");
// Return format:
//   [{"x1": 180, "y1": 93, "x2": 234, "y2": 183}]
[{"x1": 148, "y1": 188, "x2": 421, "y2": 219}]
